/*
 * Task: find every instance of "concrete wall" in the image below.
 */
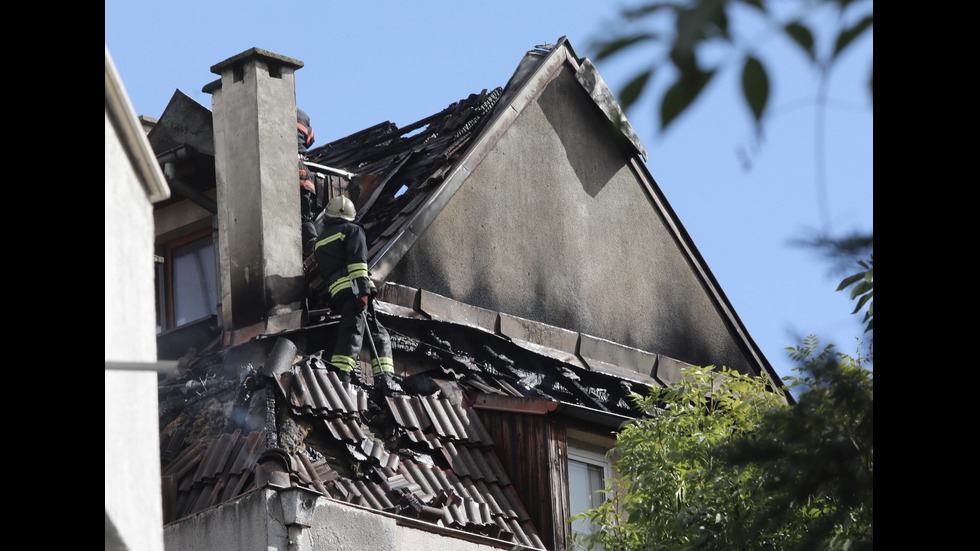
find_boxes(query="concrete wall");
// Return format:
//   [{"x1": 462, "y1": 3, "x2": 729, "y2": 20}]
[
  {"x1": 387, "y1": 63, "x2": 753, "y2": 374},
  {"x1": 208, "y1": 49, "x2": 306, "y2": 332},
  {"x1": 165, "y1": 489, "x2": 506, "y2": 551},
  {"x1": 104, "y1": 91, "x2": 165, "y2": 550},
  {"x1": 164, "y1": 491, "x2": 277, "y2": 551}
]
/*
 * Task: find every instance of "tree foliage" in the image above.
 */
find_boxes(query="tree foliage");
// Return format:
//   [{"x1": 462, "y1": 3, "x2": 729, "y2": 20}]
[
  {"x1": 719, "y1": 338, "x2": 873, "y2": 550},
  {"x1": 836, "y1": 254, "x2": 872, "y2": 338},
  {"x1": 576, "y1": 4, "x2": 874, "y2": 547},
  {"x1": 575, "y1": 259, "x2": 874, "y2": 550},
  {"x1": 591, "y1": 0, "x2": 874, "y2": 132},
  {"x1": 573, "y1": 366, "x2": 787, "y2": 550},
  {"x1": 591, "y1": 0, "x2": 874, "y2": 259}
]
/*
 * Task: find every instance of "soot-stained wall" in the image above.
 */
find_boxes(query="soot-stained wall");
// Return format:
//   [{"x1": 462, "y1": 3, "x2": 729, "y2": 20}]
[{"x1": 387, "y1": 63, "x2": 753, "y2": 374}]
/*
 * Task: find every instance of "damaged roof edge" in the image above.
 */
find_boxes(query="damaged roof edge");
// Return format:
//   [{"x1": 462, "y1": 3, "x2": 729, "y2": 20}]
[
  {"x1": 379, "y1": 282, "x2": 684, "y2": 390},
  {"x1": 367, "y1": 37, "x2": 647, "y2": 277},
  {"x1": 469, "y1": 393, "x2": 631, "y2": 430},
  {"x1": 573, "y1": 58, "x2": 648, "y2": 161},
  {"x1": 368, "y1": 39, "x2": 579, "y2": 281},
  {"x1": 555, "y1": 36, "x2": 647, "y2": 160},
  {"x1": 349, "y1": 495, "x2": 546, "y2": 551}
]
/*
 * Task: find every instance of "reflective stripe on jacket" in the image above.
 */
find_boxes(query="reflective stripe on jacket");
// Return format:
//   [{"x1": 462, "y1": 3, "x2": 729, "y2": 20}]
[{"x1": 314, "y1": 218, "x2": 374, "y2": 299}]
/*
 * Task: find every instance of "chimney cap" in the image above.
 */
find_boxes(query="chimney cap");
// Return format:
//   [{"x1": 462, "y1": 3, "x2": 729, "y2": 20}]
[{"x1": 209, "y1": 47, "x2": 303, "y2": 76}]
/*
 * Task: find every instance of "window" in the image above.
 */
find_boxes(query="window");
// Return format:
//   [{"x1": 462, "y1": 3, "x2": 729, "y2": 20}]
[
  {"x1": 568, "y1": 446, "x2": 611, "y2": 549},
  {"x1": 156, "y1": 228, "x2": 217, "y2": 332}
]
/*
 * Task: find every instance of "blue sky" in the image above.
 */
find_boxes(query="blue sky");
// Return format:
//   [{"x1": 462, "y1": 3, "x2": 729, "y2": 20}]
[{"x1": 106, "y1": 1, "x2": 873, "y2": 382}]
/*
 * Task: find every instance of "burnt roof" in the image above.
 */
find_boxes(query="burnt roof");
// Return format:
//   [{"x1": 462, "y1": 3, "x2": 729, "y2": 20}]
[
  {"x1": 157, "y1": 273, "x2": 680, "y2": 547},
  {"x1": 156, "y1": 36, "x2": 784, "y2": 548},
  {"x1": 157, "y1": 288, "x2": 660, "y2": 548},
  {"x1": 304, "y1": 85, "x2": 505, "y2": 266}
]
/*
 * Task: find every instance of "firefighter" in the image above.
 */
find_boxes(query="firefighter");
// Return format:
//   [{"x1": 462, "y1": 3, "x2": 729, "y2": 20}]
[
  {"x1": 313, "y1": 196, "x2": 401, "y2": 395},
  {"x1": 298, "y1": 109, "x2": 320, "y2": 256}
]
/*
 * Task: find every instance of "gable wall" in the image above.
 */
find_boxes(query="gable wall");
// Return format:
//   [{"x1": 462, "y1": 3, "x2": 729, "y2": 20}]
[{"x1": 387, "y1": 63, "x2": 754, "y2": 374}]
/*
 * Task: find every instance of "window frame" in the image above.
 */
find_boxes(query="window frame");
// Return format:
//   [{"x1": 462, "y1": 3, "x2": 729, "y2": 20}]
[
  {"x1": 567, "y1": 444, "x2": 613, "y2": 549},
  {"x1": 156, "y1": 227, "x2": 217, "y2": 332}
]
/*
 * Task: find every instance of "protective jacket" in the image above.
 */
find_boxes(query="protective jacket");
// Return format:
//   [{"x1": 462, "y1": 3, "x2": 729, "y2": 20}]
[
  {"x1": 314, "y1": 218, "x2": 374, "y2": 299},
  {"x1": 298, "y1": 109, "x2": 320, "y2": 251},
  {"x1": 313, "y1": 218, "x2": 393, "y2": 377},
  {"x1": 299, "y1": 157, "x2": 320, "y2": 217},
  {"x1": 297, "y1": 109, "x2": 315, "y2": 154}
]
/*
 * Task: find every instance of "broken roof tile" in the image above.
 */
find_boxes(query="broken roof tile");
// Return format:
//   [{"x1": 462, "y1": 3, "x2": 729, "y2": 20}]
[
  {"x1": 322, "y1": 416, "x2": 363, "y2": 443},
  {"x1": 422, "y1": 395, "x2": 460, "y2": 440},
  {"x1": 462, "y1": 406, "x2": 496, "y2": 448},
  {"x1": 467, "y1": 446, "x2": 497, "y2": 484},
  {"x1": 194, "y1": 431, "x2": 240, "y2": 481},
  {"x1": 387, "y1": 395, "x2": 422, "y2": 430},
  {"x1": 400, "y1": 460, "x2": 436, "y2": 497}
]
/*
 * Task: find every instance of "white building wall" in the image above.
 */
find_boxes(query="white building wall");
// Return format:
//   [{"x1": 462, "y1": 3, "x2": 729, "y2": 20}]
[{"x1": 105, "y1": 46, "x2": 167, "y2": 551}]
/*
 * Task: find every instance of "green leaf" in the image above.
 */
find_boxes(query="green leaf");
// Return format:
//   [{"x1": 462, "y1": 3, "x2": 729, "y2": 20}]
[
  {"x1": 669, "y1": 42, "x2": 699, "y2": 75},
  {"x1": 836, "y1": 273, "x2": 864, "y2": 291},
  {"x1": 660, "y1": 69, "x2": 715, "y2": 130},
  {"x1": 851, "y1": 293, "x2": 871, "y2": 314},
  {"x1": 849, "y1": 280, "x2": 871, "y2": 300},
  {"x1": 735, "y1": 0, "x2": 765, "y2": 12},
  {"x1": 622, "y1": 2, "x2": 676, "y2": 20},
  {"x1": 833, "y1": 15, "x2": 873, "y2": 60},
  {"x1": 741, "y1": 56, "x2": 769, "y2": 122},
  {"x1": 676, "y1": 0, "x2": 731, "y2": 44},
  {"x1": 784, "y1": 22, "x2": 816, "y2": 61},
  {"x1": 620, "y1": 70, "x2": 653, "y2": 111},
  {"x1": 711, "y1": 1, "x2": 731, "y2": 40},
  {"x1": 594, "y1": 33, "x2": 658, "y2": 61}
]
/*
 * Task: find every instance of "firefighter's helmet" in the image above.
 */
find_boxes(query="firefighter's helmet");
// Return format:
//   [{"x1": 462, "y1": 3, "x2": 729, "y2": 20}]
[{"x1": 325, "y1": 196, "x2": 356, "y2": 221}]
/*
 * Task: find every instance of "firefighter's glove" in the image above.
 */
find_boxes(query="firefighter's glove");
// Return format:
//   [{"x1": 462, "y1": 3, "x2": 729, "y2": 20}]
[{"x1": 358, "y1": 295, "x2": 369, "y2": 311}]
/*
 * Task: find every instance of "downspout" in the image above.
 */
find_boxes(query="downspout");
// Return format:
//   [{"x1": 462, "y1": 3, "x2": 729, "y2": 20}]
[{"x1": 277, "y1": 487, "x2": 318, "y2": 551}]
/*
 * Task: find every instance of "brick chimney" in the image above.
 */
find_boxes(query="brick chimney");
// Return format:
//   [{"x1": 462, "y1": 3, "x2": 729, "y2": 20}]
[{"x1": 203, "y1": 48, "x2": 305, "y2": 340}]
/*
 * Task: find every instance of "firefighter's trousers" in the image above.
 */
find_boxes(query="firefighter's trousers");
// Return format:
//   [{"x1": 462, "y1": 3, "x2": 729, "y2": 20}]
[{"x1": 329, "y1": 292, "x2": 394, "y2": 376}]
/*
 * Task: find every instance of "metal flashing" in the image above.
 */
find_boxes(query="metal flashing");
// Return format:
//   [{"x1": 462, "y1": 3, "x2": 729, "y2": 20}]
[
  {"x1": 654, "y1": 354, "x2": 693, "y2": 386},
  {"x1": 579, "y1": 332, "x2": 657, "y2": 378},
  {"x1": 418, "y1": 290, "x2": 499, "y2": 333},
  {"x1": 377, "y1": 282, "x2": 421, "y2": 311},
  {"x1": 498, "y1": 313, "x2": 583, "y2": 367}
]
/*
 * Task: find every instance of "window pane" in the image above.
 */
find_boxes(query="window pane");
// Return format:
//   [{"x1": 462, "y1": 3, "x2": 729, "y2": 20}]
[
  {"x1": 569, "y1": 458, "x2": 605, "y2": 542},
  {"x1": 172, "y1": 237, "x2": 216, "y2": 326}
]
